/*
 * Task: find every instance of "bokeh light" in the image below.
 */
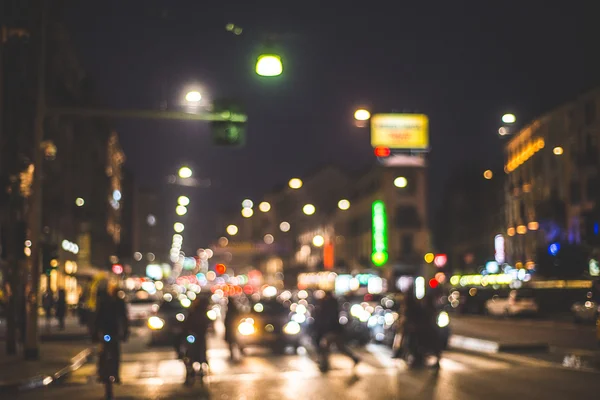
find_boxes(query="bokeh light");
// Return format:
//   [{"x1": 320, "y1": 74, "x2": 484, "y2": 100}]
[
  {"x1": 303, "y1": 204, "x2": 315, "y2": 215},
  {"x1": 288, "y1": 178, "x2": 303, "y2": 189},
  {"x1": 226, "y1": 224, "x2": 238, "y2": 236},
  {"x1": 279, "y1": 221, "x2": 290, "y2": 232}
]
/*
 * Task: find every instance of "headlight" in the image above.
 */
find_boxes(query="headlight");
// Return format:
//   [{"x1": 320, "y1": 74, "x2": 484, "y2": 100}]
[
  {"x1": 437, "y1": 311, "x2": 450, "y2": 328},
  {"x1": 283, "y1": 321, "x2": 301, "y2": 335},
  {"x1": 238, "y1": 319, "x2": 256, "y2": 336},
  {"x1": 148, "y1": 316, "x2": 165, "y2": 330},
  {"x1": 207, "y1": 309, "x2": 217, "y2": 321}
]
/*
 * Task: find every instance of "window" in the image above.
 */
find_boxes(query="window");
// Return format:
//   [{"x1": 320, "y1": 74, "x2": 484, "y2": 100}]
[
  {"x1": 395, "y1": 206, "x2": 421, "y2": 228},
  {"x1": 401, "y1": 234, "x2": 414, "y2": 255},
  {"x1": 570, "y1": 181, "x2": 581, "y2": 205},
  {"x1": 585, "y1": 100, "x2": 596, "y2": 126}
]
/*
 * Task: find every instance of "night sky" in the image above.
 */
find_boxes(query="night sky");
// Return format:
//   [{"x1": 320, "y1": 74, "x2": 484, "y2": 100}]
[{"x1": 62, "y1": 1, "x2": 600, "y2": 250}]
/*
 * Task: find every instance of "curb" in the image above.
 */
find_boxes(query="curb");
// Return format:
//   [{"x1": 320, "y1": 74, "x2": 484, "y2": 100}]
[
  {"x1": 0, "y1": 347, "x2": 93, "y2": 394},
  {"x1": 448, "y1": 335, "x2": 549, "y2": 354}
]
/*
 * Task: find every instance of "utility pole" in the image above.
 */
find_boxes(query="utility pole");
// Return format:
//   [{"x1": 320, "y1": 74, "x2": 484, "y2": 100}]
[{"x1": 23, "y1": 0, "x2": 46, "y2": 360}]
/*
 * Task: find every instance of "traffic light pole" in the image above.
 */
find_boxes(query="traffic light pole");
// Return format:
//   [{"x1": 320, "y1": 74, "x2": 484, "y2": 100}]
[
  {"x1": 46, "y1": 107, "x2": 247, "y2": 122},
  {"x1": 24, "y1": 0, "x2": 46, "y2": 360}
]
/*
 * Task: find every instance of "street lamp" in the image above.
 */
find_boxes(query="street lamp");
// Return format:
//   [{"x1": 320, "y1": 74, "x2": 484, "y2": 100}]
[
  {"x1": 178, "y1": 166, "x2": 193, "y2": 179},
  {"x1": 75, "y1": 197, "x2": 84, "y2": 207},
  {"x1": 303, "y1": 204, "x2": 316, "y2": 215},
  {"x1": 226, "y1": 224, "x2": 238, "y2": 236},
  {"x1": 289, "y1": 178, "x2": 303, "y2": 189},
  {"x1": 256, "y1": 54, "x2": 283, "y2": 77},
  {"x1": 185, "y1": 91, "x2": 202, "y2": 103},
  {"x1": 178, "y1": 196, "x2": 190, "y2": 206},
  {"x1": 338, "y1": 199, "x2": 350, "y2": 210},
  {"x1": 259, "y1": 201, "x2": 271, "y2": 212},
  {"x1": 354, "y1": 109, "x2": 371, "y2": 121},
  {"x1": 279, "y1": 221, "x2": 290, "y2": 232},
  {"x1": 502, "y1": 113, "x2": 516, "y2": 124},
  {"x1": 241, "y1": 208, "x2": 253, "y2": 218},
  {"x1": 176, "y1": 205, "x2": 187, "y2": 216},
  {"x1": 483, "y1": 170, "x2": 493, "y2": 180},
  {"x1": 174, "y1": 222, "x2": 185, "y2": 233}
]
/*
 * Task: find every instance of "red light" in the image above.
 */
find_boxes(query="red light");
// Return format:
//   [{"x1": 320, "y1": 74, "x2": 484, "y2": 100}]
[
  {"x1": 374, "y1": 146, "x2": 391, "y2": 157},
  {"x1": 215, "y1": 263, "x2": 227, "y2": 275},
  {"x1": 243, "y1": 285, "x2": 254, "y2": 295},
  {"x1": 112, "y1": 264, "x2": 123, "y2": 275},
  {"x1": 434, "y1": 254, "x2": 447, "y2": 267},
  {"x1": 429, "y1": 278, "x2": 439, "y2": 288}
]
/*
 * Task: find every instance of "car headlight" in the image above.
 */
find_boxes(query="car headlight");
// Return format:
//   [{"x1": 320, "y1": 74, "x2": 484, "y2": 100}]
[
  {"x1": 148, "y1": 316, "x2": 165, "y2": 330},
  {"x1": 238, "y1": 319, "x2": 256, "y2": 336},
  {"x1": 437, "y1": 311, "x2": 450, "y2": 328},
  {"x1": 283, "y1": 321, "x2": 301, "y2": 335}
]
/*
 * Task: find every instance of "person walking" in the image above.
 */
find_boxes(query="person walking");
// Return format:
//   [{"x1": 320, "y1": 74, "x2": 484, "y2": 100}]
[
  {"x1": 313, "y1": 291, "x2": 360, "y2": 371},
  {"x1": 224, "y1": 298, "x2": 240, "y2": 361},
  {"x1": 42, "y1": 289, "x2": 54, "y2": 331},
  {"x1": 55, "y1": 288, "x2": 67, "y2": 330}
]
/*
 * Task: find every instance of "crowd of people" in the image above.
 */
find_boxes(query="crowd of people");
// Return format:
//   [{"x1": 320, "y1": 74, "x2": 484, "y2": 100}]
[{"x1": 86, "y1": 278, "x2": 444, "y2": 384}]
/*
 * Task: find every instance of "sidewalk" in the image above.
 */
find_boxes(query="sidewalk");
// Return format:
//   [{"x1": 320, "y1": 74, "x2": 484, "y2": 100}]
[{"x1": 0, "y1": 317, "x2": 93, "y2": 394}]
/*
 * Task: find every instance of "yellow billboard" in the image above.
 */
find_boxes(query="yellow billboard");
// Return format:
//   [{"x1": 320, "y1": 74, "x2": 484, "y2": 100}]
[{"x1": 371, "y1": 114, "x2": 429, "y2": 150}]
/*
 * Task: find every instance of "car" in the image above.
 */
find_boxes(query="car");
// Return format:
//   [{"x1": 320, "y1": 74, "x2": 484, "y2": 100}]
[
  {"x1": 485, "y1": 289, "x2": 539, "y2": 317},
  {"x1": 235, "y1": 299, "x2": 301, "y2": 354},
  {"x1": 571, "y1": 291, "x2": 599, "y2": 324},
  {"x1": 128, "y1": 297, "x2": 159, "y2": 325},
  {"x1": 147, "y1": 299, "x2": 189, "y2": 346}
]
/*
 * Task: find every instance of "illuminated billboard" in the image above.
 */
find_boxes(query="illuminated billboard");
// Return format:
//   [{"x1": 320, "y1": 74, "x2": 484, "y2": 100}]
[
  {"x1": 370, "y1": 113, "x2": 429, "y2": 150},
  {"x1": 371, "y1": 200, "x2": 388, "y2": 267}
]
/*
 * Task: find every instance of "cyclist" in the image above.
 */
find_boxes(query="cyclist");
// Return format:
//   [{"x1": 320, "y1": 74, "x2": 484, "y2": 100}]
[
  {"x1": 181, "y1": 295, "x2": 212, "y2": 384},
  {"x1": 94, "y1": 280, "x2": 129, "y2": 384}
]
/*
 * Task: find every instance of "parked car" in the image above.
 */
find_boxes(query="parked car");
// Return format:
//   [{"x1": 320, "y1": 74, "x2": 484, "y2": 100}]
[
  {"x1": 571, "y1": 291, "x2": 599, "y2": 323},
  {"x1": 485, "y1": 289, "x2": 539, "y2": 316}
]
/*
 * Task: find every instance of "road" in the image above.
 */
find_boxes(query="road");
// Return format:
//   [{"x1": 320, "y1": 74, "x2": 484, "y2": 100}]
[
  {"x1": 13, "y1": 324, "x2": 600, "y2": 399},
  {"x1": 451, "y1": 314, "x2": 599, "y2": 351}
]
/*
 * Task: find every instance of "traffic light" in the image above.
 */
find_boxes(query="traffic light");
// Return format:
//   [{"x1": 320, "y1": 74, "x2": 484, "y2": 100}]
[
  {"x1": 42, "y1": 244, "x2": 59, "y2": 276},
  {"x1": 210, "y1": 99, "x2": 246, "y2": 147}
]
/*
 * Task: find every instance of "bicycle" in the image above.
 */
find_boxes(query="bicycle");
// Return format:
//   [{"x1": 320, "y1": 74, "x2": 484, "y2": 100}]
[
  {"x1": 181, "y1": 334, "x2": 208, "y2": 386},
  {"x1": 98, "y1": 334, "x2": 120, "y2": 400}
]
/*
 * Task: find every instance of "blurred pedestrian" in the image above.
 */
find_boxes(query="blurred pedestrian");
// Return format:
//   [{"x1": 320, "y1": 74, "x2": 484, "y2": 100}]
[
  {"x1": 422, "y1": 292, "x2": 442, "y2": 368},
  {"x1": 42, "y1": 289, "x2": 54, "y2": 330},
  {"x1": 55, "y1": 288, "x2": 67, "y2": 330},
  {"x1": 224, "y1": 298, "x2": 240, "y2": 361},
  {"x1": 94, "y1": 280, "x2": 129, "y2": 383},
  {"x1": 182, "y1": 295, "x2": 212, "y2": 384},
  {"x1": 313, "y1": 291, "x2": 360, "y2": 370}
]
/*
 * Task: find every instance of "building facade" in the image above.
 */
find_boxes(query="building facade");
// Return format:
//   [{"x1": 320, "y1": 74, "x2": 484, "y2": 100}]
[
  {"x1": 215, "y1": 161, "x2": 430, "y2": 288},
  {"x1": 504, "y1": 87, "x2": 600, "y2": 277}
]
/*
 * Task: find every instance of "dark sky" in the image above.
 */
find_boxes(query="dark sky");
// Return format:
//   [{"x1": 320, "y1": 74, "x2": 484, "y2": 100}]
[{"x1": 62, "y1": 1, "x2": 600, "y2": 250}]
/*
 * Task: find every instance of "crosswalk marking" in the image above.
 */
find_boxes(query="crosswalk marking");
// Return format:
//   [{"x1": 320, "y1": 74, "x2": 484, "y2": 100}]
[{"x1": 66, "y1": 345, "x2": 519, "y2": 387}]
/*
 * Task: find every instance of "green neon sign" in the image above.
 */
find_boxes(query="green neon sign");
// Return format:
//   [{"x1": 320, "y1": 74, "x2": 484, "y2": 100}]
[{"x1": 371, "y1": 200, "x2": 388, "y2": 267}]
